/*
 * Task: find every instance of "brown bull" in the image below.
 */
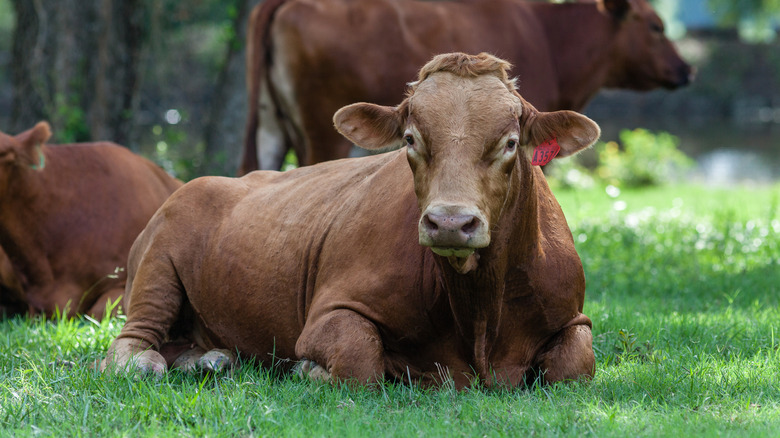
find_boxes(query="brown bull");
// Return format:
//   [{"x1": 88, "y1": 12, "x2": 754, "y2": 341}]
[
  {"x1": 0, "y1": 122, "x2": 183, "y2": 318},
  {"x1": 239, "y1": 0, "x2": 692, "y2": 174},
  {"x1": 103, "y1": 53, "x2": 600, "y2": 388}
]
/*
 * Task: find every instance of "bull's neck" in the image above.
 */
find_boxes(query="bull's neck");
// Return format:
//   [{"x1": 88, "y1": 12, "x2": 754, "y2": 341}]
[
  {"x1": 436, "y1": 157, "x2": 538, "y2": 383},
  {"x1": 529, "y1": 2, "x2": 618, "y2": 110}
]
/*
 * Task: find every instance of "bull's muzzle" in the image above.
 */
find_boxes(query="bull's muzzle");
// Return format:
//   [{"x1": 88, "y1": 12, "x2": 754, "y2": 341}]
[{"x1": 419, "y1": 205, "x2": 490, "y2": 257}]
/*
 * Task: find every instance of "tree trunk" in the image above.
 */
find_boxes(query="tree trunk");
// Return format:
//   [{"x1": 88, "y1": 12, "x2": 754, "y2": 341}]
[
  {"x1": 10, "y1": 0, "x2": 144, "y2": 147},
  {"x1": 202, "y1": 0, "x2": 262, "y2": 175}
]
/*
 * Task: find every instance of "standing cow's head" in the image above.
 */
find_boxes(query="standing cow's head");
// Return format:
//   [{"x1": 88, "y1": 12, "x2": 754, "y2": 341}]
[
  {"x1": 0, "y1": 122, "x2": 50, "y2": 193},
  {"x1": 601, "y1": 0, "x2": 694, "y2": 89},
  {"x1": 335, "y1": 53, "x2": 599, "y2": 273}
]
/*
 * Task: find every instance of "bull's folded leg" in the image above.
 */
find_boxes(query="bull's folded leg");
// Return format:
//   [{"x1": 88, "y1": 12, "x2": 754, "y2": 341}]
[
  {"x1": 101, "y1": 249, "x2": 189, "y2": 376},
  {"x1": 296, "y1": 309, "x2": 385, "y2": 385},
  {"x1": 529, "y1": 323, "x2": 595, "y2": 384}
]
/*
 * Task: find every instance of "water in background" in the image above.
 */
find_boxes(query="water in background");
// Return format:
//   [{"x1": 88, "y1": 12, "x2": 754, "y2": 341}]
[{"x1": 587, "y1": 91, "x2": 780, "y2": 185}]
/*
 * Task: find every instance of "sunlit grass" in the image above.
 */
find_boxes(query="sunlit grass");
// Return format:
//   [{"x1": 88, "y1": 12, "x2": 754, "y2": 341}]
[{"x1": 2, "y1": 183, "x2": 779, "y2": 436}]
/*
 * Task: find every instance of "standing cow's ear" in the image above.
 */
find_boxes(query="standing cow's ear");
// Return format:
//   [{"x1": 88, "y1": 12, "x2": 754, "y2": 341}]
[
  {"x1": 523, "y1": 110, "x2": 600, "y2": 159},
  {"x1": 334, "y1": 102, "x2": 405, "y2": 151},
  {"x1": 599, "y1": 0, "x2": 631, "y2": 20}
]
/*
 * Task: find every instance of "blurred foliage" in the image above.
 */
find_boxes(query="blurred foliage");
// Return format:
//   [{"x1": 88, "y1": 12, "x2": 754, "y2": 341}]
[
  {"x1": 547, "y1": 129, "x2": 694, "y2": 189},
  {"x1": 707, "y1": 0, "x2": 780, "y2": 42},
  {"x1": 53, "y1": 94, "x2": 90, "y2": 143},
  {"x1": 708, "y1": 0, "x2": 780, "y2": 25},
  {"x1": 147, "y1": 120, "x2": 205, "y2": 182},
  {"x1": 596, "y1": 129, "x2": 694, "y2": 188},
  {"x1": 545, "y1": 156, "x2": 596, "y2": 190}
]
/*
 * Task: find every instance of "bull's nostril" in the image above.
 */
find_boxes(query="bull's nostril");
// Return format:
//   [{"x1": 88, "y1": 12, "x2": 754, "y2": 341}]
[
  {"x1": 461, "y1": 217, "x2": 480, "y2": 235},
  {"x1": 423, "y1": 214, "x2": 439, "y2": 231}
]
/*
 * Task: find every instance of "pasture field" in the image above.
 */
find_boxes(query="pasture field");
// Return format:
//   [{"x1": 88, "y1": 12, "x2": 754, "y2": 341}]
[{"x1": 1, "y1": 183, "x2": 779, "y2": 437}]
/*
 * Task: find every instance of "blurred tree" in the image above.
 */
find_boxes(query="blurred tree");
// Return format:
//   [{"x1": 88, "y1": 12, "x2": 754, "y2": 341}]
[
  {"x1": 10, "y1": 0, "x2": 144, "y2": 145},
  {"x1": 202, "y1": 0, "x2": 261, "y2": 175}
]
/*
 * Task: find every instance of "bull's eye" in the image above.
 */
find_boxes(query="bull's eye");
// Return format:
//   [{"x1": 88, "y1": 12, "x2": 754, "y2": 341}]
[
  {"x1": 405, "y1": 134, "x2": 415, "y2": 146},
  {"x1": 506, "y1": 139, "x2": 517, "y2": 151}
]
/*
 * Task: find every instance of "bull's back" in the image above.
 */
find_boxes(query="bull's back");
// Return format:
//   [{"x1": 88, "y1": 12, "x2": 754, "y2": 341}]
[{"x1": 157, "y1": 152, "x2": 416, "y2": 361}]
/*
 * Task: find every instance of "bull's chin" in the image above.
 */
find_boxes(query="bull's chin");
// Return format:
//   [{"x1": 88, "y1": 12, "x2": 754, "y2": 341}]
[{"x1": 430, "y1": 247, "x2": 479, "y2": 274}]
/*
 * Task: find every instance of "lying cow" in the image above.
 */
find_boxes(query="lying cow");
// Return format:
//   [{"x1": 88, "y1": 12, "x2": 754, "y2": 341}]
[
  {"x1": 240, "y1": 0, "x2": 692, "y2": 173},
  {"x1": 0, "y1": 122, "x2": 183, "y2": 319},
  {"x1": 103, "y1": 52, "x2": 599, "y2": 388},
  {"x1": 0, "y1": 247, "x2": 25, "y2": 316}
]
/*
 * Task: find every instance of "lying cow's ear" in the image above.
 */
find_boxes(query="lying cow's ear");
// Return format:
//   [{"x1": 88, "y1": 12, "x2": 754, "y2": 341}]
[
  {"x1": 524, "y1": 110, "x2": 601, "y2": 159},
  {"x1": 13, "y1": 121, "x2": 51, "y2": 168},
  {"x1": 17, "y1": 122, "x2": 52, "y2": 150},
  {"x1": 334, "y1": 102, "x2": 404, "y2": 151}
]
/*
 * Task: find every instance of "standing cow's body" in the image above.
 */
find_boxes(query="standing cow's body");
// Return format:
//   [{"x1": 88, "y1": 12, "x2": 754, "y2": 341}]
[
  {"x1": 240, "y1": 0, "x2": 692, "y2": 173},
  {"x1": 104, "y1": 53, "x2": 599, "y2": 388},
  {"x1": 0, "y1": 123, "x2": 183, "y2": 318}
]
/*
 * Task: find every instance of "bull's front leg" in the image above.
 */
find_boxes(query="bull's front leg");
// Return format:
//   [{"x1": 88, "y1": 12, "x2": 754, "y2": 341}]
[
  {"x1": 529, "y1": 314, "x2": 595, "y2": 384},
  {"x1": 295, "y1": 309, "x2": 385, "y2": 385}
]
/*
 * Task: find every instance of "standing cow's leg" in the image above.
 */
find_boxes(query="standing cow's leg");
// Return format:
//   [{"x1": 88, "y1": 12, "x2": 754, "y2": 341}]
[
  {"x1": 257, "y1": 80, "x2": 290, "y2": 171},
  {"x1": 296, "y1": 309, "x2": 385, "y2": 385},
  {"x1": 529, "y1": 319, "x2": 595, "y2": 384}
]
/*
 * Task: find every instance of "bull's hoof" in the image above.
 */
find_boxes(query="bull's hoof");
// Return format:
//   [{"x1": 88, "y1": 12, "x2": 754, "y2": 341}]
[
  {"x1": 295, "y1": 359, "x2": 332, "y2": 382},
  {"x1": 172, "y1": 347, "x2": 207, "y2": 373},
  {"x1": 101, "y1": 338, "x2": 166, "y2": 378},
  {"x1": 198, "y1": 349, "x2": 235, "y2": 373},
  {"x1": 132, "y1": 350, "x2": 167, "y2": 378},
  {"x1": 171, "y1": 348, "x2": 235, "y2": 374},
  {"x1": 101, "y1": 350, "x2": 166, "y2": 379}
]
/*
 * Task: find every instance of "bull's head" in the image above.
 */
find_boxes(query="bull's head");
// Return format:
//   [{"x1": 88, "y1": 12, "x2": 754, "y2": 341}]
[
  {"x1": 601, "y1": 0, "x2": 694, "y2": 89},
  {"x1": 335, "y1": 53, "x2": 599, "y2": 273}
]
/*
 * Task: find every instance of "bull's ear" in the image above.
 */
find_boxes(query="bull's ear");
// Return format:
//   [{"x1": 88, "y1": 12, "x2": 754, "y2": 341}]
[
  {"x1": 523, "y1": 110, "x2": 600, "y2": 159},
  {"x1": 598, "y1": 0, "x2": 631, "y2": 20},
  {"x1": 334, "y1": 102, "x2": 404, "y2": 151}
]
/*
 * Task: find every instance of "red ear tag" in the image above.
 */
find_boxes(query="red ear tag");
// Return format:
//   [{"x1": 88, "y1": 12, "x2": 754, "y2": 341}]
[{"x1": 531, "y1": 137, "x2": 560, "y2": 166}]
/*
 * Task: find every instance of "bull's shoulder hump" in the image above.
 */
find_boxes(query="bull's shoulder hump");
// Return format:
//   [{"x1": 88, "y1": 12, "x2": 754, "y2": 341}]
[{"x1": 160, "y1": 176, "x2": 254, "y2": 221}]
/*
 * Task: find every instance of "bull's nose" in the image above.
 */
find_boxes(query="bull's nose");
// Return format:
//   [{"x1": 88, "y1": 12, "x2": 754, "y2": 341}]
[{"x1": 421, "y1": 212, "x2": 482, "y2": 247}]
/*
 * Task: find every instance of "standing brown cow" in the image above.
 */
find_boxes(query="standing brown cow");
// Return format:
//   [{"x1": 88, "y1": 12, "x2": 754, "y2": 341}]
[
  {"x1": 0, "y1": 122, "x2": 183, "y2": 319},
  {"x1": 240, "y1": 0, "x2": 692, "y2": 173},
  {"x1": 103, "y1": 53, "x2": 599, "y2": 388}
]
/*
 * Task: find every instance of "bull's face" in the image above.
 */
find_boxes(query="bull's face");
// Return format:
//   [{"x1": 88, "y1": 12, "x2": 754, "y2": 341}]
[
  {"x1": 603, "y1": 0, "x2": 694, "y2": 90},
  {"x1": 402, "y1": 73, "x2": 520, "y2": 258},
  {"x1": 335, "y1": 53, "x2": 599, "y2": 273}
]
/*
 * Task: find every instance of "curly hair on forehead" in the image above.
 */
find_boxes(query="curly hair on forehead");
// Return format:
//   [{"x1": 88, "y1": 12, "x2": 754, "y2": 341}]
[{"x1": 408, "y1": 52, "x2": 518, "y2": 93}]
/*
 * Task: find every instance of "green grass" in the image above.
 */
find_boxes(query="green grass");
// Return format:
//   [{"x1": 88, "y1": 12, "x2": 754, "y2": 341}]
[{"x1": 2, "y1": 183, "x2": 780, "y2": 437}]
